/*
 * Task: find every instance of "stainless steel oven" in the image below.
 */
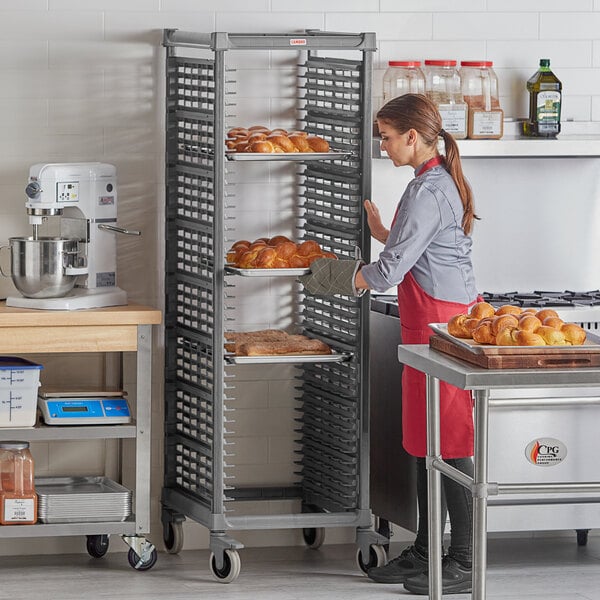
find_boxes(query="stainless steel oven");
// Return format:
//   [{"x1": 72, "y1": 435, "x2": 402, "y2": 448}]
[{"x1": 370, "y1": 290, "x2": 600, "y2": 545}]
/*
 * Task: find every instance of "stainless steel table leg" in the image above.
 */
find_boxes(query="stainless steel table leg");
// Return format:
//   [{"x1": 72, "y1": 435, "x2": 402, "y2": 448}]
[
  {"x1": 135, "y1": 324, "x2": 152, "y2": 534},
  {"x1": 426, "y1": 373, "x2": 443, "y2": 600},
  {"x1": 473, "y1": 389, "x2": 490, "y2": 600}
]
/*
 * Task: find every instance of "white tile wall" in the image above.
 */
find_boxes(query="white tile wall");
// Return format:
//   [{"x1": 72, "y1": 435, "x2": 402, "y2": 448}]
[{"x1": 1, "y1": 1, "x2": 599, "y2": 557}]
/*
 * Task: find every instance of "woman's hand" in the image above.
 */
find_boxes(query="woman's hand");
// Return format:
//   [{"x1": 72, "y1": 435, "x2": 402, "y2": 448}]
[{"x1": 364, "y1": 199, "x2": 389, "y2": 244}]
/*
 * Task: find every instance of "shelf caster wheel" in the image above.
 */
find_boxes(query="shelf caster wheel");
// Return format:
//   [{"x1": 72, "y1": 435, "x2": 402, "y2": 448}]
[
  {"x1": 576, "y1": 529, "x2": 590, "y2": 546},
  {"x1": 302, "y1": 527, "x2": 325, "y2": 549},
  {"x1": 164, "y1": 520, "x2": 184, "y2": 554},
  {"x1": 86, "y1": 534, "x2": 109, "y2": 558},
  {"x1": 356, "y1": 544, "x2": 386, "y2": 575},
  {"x1": 210, "y1": 549, "x2": 241, "y2": 583},
  {"x1": 128, "y1": 547, "x2": 158, "y2": 571}
]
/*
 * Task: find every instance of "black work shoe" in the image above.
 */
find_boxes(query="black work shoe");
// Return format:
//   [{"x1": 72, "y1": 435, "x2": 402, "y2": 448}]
[
  {"x1": 366, "y1": 545, "x2": 428, "y2": 584},
  {"x1": 403, "y1": 555, "x2": 472, "y2": 595}
]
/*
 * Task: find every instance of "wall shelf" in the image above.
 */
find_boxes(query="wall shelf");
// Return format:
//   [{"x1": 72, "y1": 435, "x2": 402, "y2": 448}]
[{"x1": 373, "y1": 121, "x2": 600, "y2": 159}]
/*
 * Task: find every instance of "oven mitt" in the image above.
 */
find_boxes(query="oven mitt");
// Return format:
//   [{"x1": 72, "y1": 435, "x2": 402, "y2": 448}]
[{"x1": 298, "y1": 258, "x2": 365, "y2": 297}]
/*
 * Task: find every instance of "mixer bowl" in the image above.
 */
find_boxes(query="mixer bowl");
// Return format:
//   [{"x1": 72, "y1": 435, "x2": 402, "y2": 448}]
[{"x1": 8, "y1": 237, "x2": 83, "y2": 299}]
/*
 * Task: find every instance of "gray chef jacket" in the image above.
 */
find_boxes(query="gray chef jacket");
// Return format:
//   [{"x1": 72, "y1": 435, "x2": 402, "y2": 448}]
[{"x1": 360, "y1": 162, "x2": 478, "y2": 304}]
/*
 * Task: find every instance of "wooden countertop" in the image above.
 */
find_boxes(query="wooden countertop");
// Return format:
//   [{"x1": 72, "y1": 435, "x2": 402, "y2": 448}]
[
  {"x1": 0, "y1": 303, "x2": 161, "y2": 352},
  {"x1": 0, "y1": 302, "x2": 162, "y2": 327}
]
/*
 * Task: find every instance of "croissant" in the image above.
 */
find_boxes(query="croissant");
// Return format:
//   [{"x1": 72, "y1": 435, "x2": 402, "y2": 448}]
[
  {"x1": 447, "y1": 314, "x2": 470, "y2": 338},
  {"x1": 227, "y1": 237, "x2": 336, "y2": 269},
  {"x1": 306, "y1": 136, "x2": 330, "y2": 152}
]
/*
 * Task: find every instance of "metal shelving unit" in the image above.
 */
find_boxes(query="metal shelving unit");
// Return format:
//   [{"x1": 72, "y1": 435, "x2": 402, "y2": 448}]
[
  {"x1": 161, "y1": 29, "x2": 385, "y2": 582},
  {"x1": 0, "y1": 304, "x2": 161, "y2": 569}
]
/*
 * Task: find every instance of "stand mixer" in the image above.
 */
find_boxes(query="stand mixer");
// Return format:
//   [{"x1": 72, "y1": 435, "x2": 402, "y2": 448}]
[{"x1": 5, "y1": 162, "x2": 139, "y2": 310}]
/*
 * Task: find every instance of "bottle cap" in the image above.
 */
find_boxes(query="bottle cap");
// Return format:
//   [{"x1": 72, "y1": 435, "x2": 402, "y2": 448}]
[
  {"x1": 388, "y1": 60, "x2": 421, "y2": 67},
  {"x1": 540, "y1": 58, "x2": 550, "y2": 67},
  {"x1": 424, "y1": 60, "x2": 457, "y2": 67},
  {"x1": 0, "y1": 441, "x2": 30, "y2": 450},
  {"x1": 460, "y1": 61, "x2": 493, "y2": 68}
]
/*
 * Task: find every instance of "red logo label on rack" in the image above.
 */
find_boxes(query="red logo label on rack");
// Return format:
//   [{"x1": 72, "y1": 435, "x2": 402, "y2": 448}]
[
  {"x1": 525, "y1": 438, "x2": 567, "y2": 466},
  {"x1": 290, "y1": 38, "x2": 307, "y2": 46}
]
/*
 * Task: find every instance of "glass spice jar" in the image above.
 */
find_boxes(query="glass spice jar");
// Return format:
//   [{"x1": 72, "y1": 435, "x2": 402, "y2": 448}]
[
  {"x1": 0, "y1": 441, "x2": 37, "y2": 525},
  {"x1": 460, "y1": 60, "x2": 504, "y2": 139},
  {"x1": 382, "y1": 60, "x2": 425, "y2": 104},
  {"x1": 424, "y1": 59, "x2": 468, "y2": 140}
]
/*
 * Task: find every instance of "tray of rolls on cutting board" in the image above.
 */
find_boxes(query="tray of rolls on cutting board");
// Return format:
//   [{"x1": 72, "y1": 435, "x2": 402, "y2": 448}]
[
  {"x1": 225, "y1": 235, "x2": 336, "y2": 276},
  {"x1": 225, "y1": 125, "x2": 349, "y2": 161},
  {"x1": 428, "y1": 301, "x2": 600, "y2": 369},
  {"x1": 224, "y1": 329, "x2": 351, "y2": 364}
]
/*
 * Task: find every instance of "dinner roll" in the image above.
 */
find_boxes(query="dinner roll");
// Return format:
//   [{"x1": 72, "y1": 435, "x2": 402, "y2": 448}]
[
  {"x1": 535, "y1": 308, "x2": 559, "y2": 322},
  {"x1": 517, "y1": 314, "x2": 542, "y2": 332},
  {"x1": 515, "y1": 330, "x2": 546, "y2": 346},
  {"x1": 495, "y1": 304, "x2": 522, "y2": 316},
  {"x1": 561, "y1": 323, "x2": 587, "y2": 345},
  {"x1": 543, "y1": 316, "x2": 565, "y2": 330},
  {"x1": 536, "y1": 325, "x2": 567, "y2": 346},
  {"x1": 470, "y1": 302, "x2": 495, "y2": 320}
]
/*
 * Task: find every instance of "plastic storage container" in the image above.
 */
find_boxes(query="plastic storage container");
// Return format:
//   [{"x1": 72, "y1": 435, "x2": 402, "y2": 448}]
[
  {"x1": 382, "y1": 61, "x2": 425, "y2": 104},
  {"x1": 0, "y1": 357, "x2": 42, "y2": 428},
  {"x1": 460, "y1": 61, "x2": 503, "y2": 139},
  {"x1": 0, "y1": 441, "x2": 37, "y2": 525},
  {"x1": 424, "y1": 59, "x2": 468, "y2": 139}
]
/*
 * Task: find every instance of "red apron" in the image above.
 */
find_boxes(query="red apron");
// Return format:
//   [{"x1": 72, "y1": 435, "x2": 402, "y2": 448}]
[
  {"x1": 394, "y1": 155, "x2": 475, "y2": 458},
  {"x1": 398, "y1": 272, "x2": 475, "y2": 458}
]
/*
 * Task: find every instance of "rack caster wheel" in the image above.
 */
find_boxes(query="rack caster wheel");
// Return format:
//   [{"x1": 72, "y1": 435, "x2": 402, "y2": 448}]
[
  {"x1": 163, "y1": 520, "x2": 184, "y2": 554},
  {"x1": 210, "y1": 549, "x2": 241, "y2": 583},
  {"x1": 86, "y1": 534, "x2": 109, "y2": 558},
  {"x1": 128, "y1": 546, "x2": 158, "y2": 571},
  {"x1": 356, "y1": 544, "x2": 386, "y2": 574},
  {"x1": 302, "y1": 527, "x2": 325, "y2": 549},
  {"x1": 576, "y1": 529, "x2": 589, "y2": 546}
]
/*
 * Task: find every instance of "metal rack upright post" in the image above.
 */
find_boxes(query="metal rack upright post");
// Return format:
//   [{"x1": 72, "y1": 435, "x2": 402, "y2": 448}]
[{"x1": 161, "y1": 29, "x2": 384, "y2": 582}]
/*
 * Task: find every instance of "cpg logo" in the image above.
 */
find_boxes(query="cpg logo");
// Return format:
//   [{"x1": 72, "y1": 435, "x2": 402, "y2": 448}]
[{"x1": 525, "y1": 438, "x2": 567, "y2": 466}]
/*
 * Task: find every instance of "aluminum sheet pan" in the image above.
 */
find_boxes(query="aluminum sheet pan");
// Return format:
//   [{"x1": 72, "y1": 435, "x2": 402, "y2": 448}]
[
  {"x1": 36, "y1": 476, "x2": 131, "y2": 524},
  {"x1": 226, "y1": 151, "x2": 349, "y2": 161},
  {"x1": 429, "y1": 323, "x2": 600, "y2": 353},
  {"x1": 35, "y1": 476, "x2": 131, "y2": 497},
  {"x1": 226, "y1": 352, "x2": 352, "y2": 364},
  {"x1": 225, "y1": 265, "x2": 309, "y2": 276}
]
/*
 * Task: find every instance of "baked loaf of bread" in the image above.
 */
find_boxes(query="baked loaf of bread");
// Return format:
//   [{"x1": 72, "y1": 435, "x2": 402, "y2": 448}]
[
  {"x1": 445, "y1": 304, "x2": 587, "y2": 347},
  {"x1": 225, "y1": 329, "x2": 331, "y2": 356},
  {"x1": 226, "y1": 126, "x2": 330, "y2": 154},
  {"x1": 227, "y1": 236, "x2": 337, "y2": 269}
]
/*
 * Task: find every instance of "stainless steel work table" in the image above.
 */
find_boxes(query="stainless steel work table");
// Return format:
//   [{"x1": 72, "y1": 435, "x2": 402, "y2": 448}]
[{"x1": 396, "y1": 344, "x2": 600, "y2": 600}]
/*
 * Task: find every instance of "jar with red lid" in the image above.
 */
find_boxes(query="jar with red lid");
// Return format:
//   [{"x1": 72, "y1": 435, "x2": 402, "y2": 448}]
[
  {"x1": 424, "y1": 60, "x2": 467, "y2": 139},
  {"x1": 382, "y1": 60, "x2": 425, "y2": 104},
  {"x1": 460, "y1": 60, "x2": 503, "y2": 139}
]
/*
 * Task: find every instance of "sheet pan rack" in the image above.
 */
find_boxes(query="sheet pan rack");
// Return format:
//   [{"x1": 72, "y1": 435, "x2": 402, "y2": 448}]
[{"x1": 162, "y1": 28, "x2": 385, "y2": 582}]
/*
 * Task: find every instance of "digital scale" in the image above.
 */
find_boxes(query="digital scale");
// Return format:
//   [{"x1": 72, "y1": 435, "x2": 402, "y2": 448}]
[{"x1": 38, "y1": 391, "x2": 131, "y2": 425}]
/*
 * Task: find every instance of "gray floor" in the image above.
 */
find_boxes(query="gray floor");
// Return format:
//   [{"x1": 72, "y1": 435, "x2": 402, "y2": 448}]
[{"x1": 1, "y1": 535, "x2": 600, "y2": 600}]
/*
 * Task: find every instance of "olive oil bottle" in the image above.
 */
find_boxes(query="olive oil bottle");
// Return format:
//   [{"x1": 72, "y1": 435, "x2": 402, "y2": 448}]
[{"x1": 523, "y1": 59, "x2": 562, "y2": 138}]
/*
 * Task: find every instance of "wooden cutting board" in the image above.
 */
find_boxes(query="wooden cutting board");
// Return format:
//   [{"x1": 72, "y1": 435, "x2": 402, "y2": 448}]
[{"x1": 429, "y1": 334, "x2": 600, "y2": 369}]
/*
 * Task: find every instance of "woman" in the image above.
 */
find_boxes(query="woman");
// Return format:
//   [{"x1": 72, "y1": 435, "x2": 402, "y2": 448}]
[
  {"x1": 301, "y1": 93, "x2": 478, "y2": 595},
  {"x1": 361, "y1": 94, "x2": 477, "y2": 595}
]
